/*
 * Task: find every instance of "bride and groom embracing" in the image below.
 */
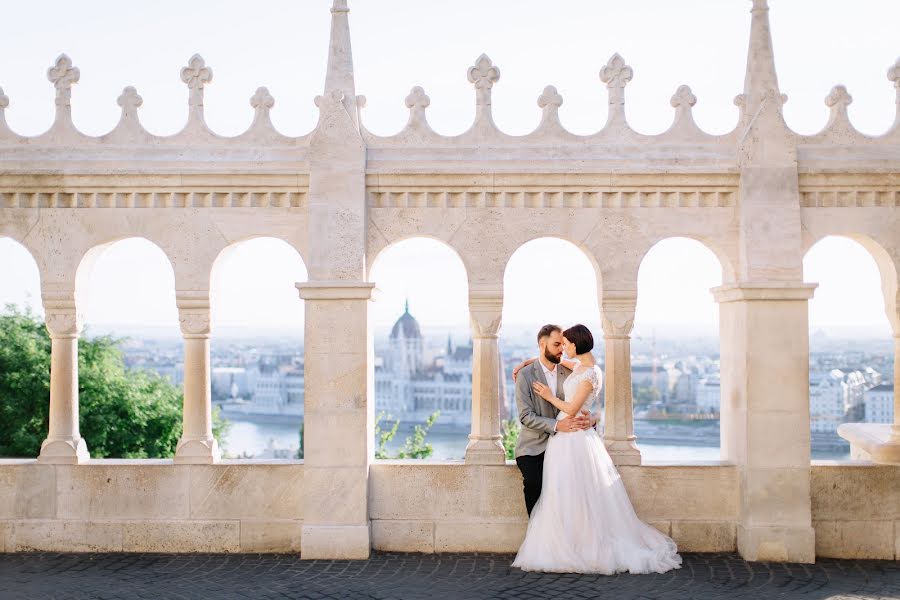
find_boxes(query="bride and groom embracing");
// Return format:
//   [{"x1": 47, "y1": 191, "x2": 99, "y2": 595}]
[{"x1": 510, "y1": 323, "x2": 682, "y2": 575}]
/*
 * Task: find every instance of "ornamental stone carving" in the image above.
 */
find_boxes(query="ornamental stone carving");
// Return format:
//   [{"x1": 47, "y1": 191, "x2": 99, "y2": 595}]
[
  {"x1": 468, "y1": 290, "x2": 503, "y2": 339},
  {"x1": 599, "y1": 53, "x2": 633, "y2": 91},
  {"x1": 116, "y1": 86, "x2": 143, "y2": 124},
  {"x1": 179, "y1": 311, "x2": 211, "y2": 337},
  {"x1": 44, "y1": 312, "x2": 82, "y2": 338},
  {"x1": 670, "y1": 84, "x2": 697, "y2": 109},
  {"x1": 467, "y1": 54, "x2": 500, "y2": 107},
  {"x1": 601, "y1": 293, "x2": 637, "y2": 338},
  {"x1": 537, "y1": 85, "x2": 563, "y2": 109},
  {"x1": 250, "y1": 87, "x2": 275, "y2": 112},
  {"x1": 180, "y1": 54, "x2": 213, "y2": 107},
  {"x1": 0, "y1": 87, "x2": 8, "y2": 109},
  {"x1": 47, "y1": 54, "x2": 79, "y2": 108},
  {"x1": 825, "y1": 85, "x2": 852, "y2": 109}
]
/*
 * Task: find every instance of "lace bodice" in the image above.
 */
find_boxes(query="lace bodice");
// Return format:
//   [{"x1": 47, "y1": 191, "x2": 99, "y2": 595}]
[{"x1": 556, "y1": 365, "x2": 603, "y2": 420}]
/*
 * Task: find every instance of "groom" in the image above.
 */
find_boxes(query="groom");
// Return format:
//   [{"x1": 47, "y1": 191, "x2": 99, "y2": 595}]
[{"x1": 514, "y1": 324, "x2": 592, "y2": 516}]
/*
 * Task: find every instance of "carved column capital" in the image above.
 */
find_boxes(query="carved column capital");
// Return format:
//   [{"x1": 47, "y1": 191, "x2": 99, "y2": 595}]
[
  {"x1": 469, "y1": 286, "x2": 503, "y2": 339},
  {"x1": 43, "y1": 295, "x2": 82, "y2": 338},
  {"x1": 601, "y1": 291, "x2": 636, "y2": 338},
  {"x1": 177, "y1": 291, "x2": 211, "y2": 338}
]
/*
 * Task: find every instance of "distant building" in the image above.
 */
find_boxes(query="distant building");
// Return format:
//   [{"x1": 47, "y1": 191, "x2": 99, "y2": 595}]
[
  {"x1": 695, "y1": 376, "x2": 720, "y2": 414},
  {"x1": 864, "y1": 384, "x2": 894, "y2": 424},
  {"x1": 375, "y1": 304, "x2": 475, "y2": 427},
  {"x1": 809, "y1": 369, "x2": 848, "y2": 433}
]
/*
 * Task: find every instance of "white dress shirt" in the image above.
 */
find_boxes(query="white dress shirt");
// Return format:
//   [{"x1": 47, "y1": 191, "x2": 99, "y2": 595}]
[{"x1": 540, "y1": 360, "x2": 560, "y2": 432}]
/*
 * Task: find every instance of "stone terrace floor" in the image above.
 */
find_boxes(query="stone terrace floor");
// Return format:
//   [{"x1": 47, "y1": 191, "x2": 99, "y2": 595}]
[{"x1": 1, "y1": 552, "x2": 899, "y2": 599}]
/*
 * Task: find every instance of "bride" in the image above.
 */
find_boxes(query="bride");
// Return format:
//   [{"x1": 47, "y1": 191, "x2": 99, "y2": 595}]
[{"x1": 511, "y1": 324, "x2": 682, "y2": 575}]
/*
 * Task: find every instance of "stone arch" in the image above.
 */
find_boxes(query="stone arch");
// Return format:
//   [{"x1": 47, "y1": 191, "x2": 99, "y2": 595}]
[
  {"x1": 210, "y1": 235, "x2": 308, "y2": 289},
  {"x1": 803, "y1": 233, "x2": 898, "y2": 333},
  {"x1": 0, "y1": 236, "x2": 44, "y2": 310},
  {"x1": 503, "y1": 234, "x2": 603, "y2": 298},
  {"x1": 74, "y1": 236, "x2": 178, "y2": 314},
  {"x1": 636, "y1": 235, "x2": 736, "y2": 288},
  {"x1": 368, "y1": 234, "x2": 470, "y2": 285}
]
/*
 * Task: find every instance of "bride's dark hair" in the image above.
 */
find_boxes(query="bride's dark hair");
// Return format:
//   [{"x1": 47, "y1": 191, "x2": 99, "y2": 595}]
[{"x1": 562, "y1": 324, "x2": 594, "y2": 355}]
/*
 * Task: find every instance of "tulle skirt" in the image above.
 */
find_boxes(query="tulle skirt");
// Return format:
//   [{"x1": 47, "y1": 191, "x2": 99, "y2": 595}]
[{"x1": 512, "y1": 427, "x2": 682, "y2": 575}]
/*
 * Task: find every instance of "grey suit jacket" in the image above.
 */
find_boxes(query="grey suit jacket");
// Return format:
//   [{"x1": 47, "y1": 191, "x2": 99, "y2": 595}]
[{"x1": 515, "y1": 360, "x2": 571, "y2": 458}]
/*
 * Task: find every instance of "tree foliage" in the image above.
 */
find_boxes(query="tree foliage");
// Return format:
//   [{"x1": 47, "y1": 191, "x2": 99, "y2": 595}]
[
  {"x1": 0, "y1": 305, "x2": 227, "y2": 459},
  {"x1": 501, "y1": 417, "x2": 520, "y2": 460},
  {"x1": 374, "y1": 411, "x2": 439, "y2": 459}
]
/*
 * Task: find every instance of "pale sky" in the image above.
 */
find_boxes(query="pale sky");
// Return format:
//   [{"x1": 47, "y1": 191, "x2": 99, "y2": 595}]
[{"x1": 0, "y1": 1, "x2": 896, "y2": 338}]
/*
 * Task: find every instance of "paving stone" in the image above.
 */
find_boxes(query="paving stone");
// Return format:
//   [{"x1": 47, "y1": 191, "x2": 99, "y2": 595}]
[{"x1": 0, "y1": 552, "x2": 898, "y2": 599}]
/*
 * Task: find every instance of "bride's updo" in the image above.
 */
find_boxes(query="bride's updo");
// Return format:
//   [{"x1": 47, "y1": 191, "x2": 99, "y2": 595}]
[{"x1": 562, "y1": 324, "x2": 594, "y2": 355}]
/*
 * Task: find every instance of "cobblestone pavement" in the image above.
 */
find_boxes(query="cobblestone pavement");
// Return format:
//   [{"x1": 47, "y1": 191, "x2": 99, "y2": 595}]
[{"x1": 1, "y1": 552, "x2": 899, "y2": 600}]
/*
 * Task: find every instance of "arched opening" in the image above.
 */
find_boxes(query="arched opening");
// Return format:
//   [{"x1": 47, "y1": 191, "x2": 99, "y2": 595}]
[
  {"x1": 804, "y1": 235, "x2": 893, "y2": 460},
  {"x1": 0, "y1": 238, "x2": 44, "y2": 458},
  {"x1": 503, "y1": 237, "x2": 602, "y2": 457},
  {"x1": 634, "y1": 237, "x2": 723, "y2": 461},
  {"x1": 210, "y1": 237, "x2": 307, "y2": 459},
  {"x1": 369, "y1": 237, "x2": 469, "y2": 460},
  {"x1": 76, "y1": 237, "x2": 182, "y2": 458}
]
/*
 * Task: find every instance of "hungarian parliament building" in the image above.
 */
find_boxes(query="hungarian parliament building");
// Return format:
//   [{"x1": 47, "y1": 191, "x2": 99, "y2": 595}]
[{"x1": 374, "y1": 302, "x2": 491, "y2": 428}]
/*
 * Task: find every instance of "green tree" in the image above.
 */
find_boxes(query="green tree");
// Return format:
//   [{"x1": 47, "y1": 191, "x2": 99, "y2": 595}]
[{"x1": 0, "y1": 305, "x2": 228, "y2": 458}]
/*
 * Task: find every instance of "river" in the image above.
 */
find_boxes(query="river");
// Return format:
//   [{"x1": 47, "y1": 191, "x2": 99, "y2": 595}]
[{"x1": 221, "y1": 417, "x2": 850, "y2": 461}]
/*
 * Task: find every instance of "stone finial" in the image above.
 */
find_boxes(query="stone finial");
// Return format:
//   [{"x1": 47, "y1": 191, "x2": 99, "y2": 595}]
[
  {"x1": 0, "y1": 87, "x2": 9, "y2": 110},
  {"x1": 117, "y1": 86, "x2": 143, "y2": 111},
  {"x1": 331, "y1": 0, "x2": 349, "y2": 13},
  {"x1": 670, "y1": 85, "x2": 697, "y2": 109},
  {"x1": 538, "y1": 85, "x2": 563, "y2": 109},
  {"x1": 599, "y1": 53, "x2": 633, "y2": 90},
  {"x1": 324, "y1": 0, "x2": 358, "y2": 128},
  {"x1": 404, "y1": 86, "x2": 430, "y2": 129},
  {"x1": 180, "y1": 54, "x2": 213, "y2": 108},
  {"x1": 825, "y1": 85, "x2": 852, "y2": 109},
  {"x1": 467, "y1": 54, "x2": 500, "y2": 107},
  {"x1": 888, "y1": 57, "x2": 900, "y2": 89},
  {"x1": 537, "y1": 85, "x2": 563, "y2": 130},
  {"x1": 600, "y1": 53, "x2": 632, "y2": 126},
  {"x1": 47, "y1": 54, "x2": 79, "y2": 109},
  {"x1": 250, "y1": 86, "x2": 275, "y2": 120},
  {"x1": 0, "y1": 86, "x2": 8, "y2": 132}
]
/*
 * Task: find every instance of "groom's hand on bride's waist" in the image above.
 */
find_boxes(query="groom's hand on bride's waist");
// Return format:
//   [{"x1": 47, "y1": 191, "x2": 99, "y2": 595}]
[{"x1": 557, "y1": 412, "x2": 592, "y2": 432}]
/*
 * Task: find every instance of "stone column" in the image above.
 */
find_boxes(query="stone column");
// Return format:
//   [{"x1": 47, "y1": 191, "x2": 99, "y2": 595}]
[
  {"x1": 297, "y1": 281, "x2": 374, "y2": 559},
  {"x1": 174, "y1": 292, "x2": 220, "y2": 464},
  {"x1": 600, "y1": 291, "x2": 641, "y2": 466},
  {"x1": 39, "y1": 295, "x2": 89, "y2": 464},
  {"x1": 713, "y1": 283, "x2": 817, "y2": 563},
  {"x1": 465, "y1": 286, "x2": 505, "y2": 464},
  {"x1": 893, "y1": 333, "x2": 900, "y2": 439}
]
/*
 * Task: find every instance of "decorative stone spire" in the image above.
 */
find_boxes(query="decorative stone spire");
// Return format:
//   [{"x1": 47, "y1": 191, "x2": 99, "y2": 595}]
[
  {"x1": 324, "y1": 0, "x2": 358, "y2": 127},
  {"x1": 599, "y1": 53, "x2": 632, "y2": 127},
  {"x1": 117, "y1": 86, "x2": 143, "y2": 123},
  {"x1": 404, "y1": 86, "x2": 430, "y2": 130},
  {"x1": 468, "y1": 54, "x2": 500, "y2": 126},
  {"x1": 824, "y1": 85, "x2": 853, "y2": 132},
  {"x1": 669, "y1": 84, "x2": 698, "y2": 131},
  {"x1": 0, "y1": 86, "x2": 9, "y2": 135},
  {"x1": 47, "y1": 54, "x2": 79, "y2": 127},
  {"x1": 180, "y1": 54, "x2": 212, "y2": 125},
  {"x1": 887, "y1": 58, "x2": 900, "y2": 126},
  {"x1": 737, "y1": 0, "x2": 784, "y2": 118},
  {"x1": 537, "y1": 85, "x2": 563, "y2": 129},
  {"x1": 250, "y1": 86, "x2": 275, "y2": 129}
]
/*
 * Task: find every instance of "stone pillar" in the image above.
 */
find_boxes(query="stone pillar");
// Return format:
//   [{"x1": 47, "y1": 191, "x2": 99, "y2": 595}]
[
  {"x1": 297, "y1": 281, "x2": 374, "y2": 559},
  {"x1": 601, "y1": 291, "x2": 641, "y2": 466},
  {"x1": 174, "y1": 292, "x2": 220, "y2": 464},
  {"x1": 893, "y1": 333, "x2": 900, "y2": 439},
  {"x1": 465, "y1": 286, "x2": 505, "y2": 464},
  {"x1": 39, "y1": 295, "x2": 89, "y2": 464},
  {"x1": 714, "y1": 283, "x2": 817, "y2": 563}
]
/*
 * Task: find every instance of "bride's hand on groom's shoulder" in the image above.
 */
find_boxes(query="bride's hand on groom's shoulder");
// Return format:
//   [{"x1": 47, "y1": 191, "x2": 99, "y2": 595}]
[{"x1": 511, "y1": 358, "x2": 536, "y2": 382}]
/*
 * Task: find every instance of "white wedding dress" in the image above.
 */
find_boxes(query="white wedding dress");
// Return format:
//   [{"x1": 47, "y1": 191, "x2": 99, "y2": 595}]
[{"x1": 512, "y1": 365, "x2": 682, "y2": 575}]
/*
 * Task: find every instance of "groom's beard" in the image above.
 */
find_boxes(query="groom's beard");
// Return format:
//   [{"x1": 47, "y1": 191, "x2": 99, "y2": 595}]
[{"x1": 543, "y1": 349, "x2": 561, "y2": 364}]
